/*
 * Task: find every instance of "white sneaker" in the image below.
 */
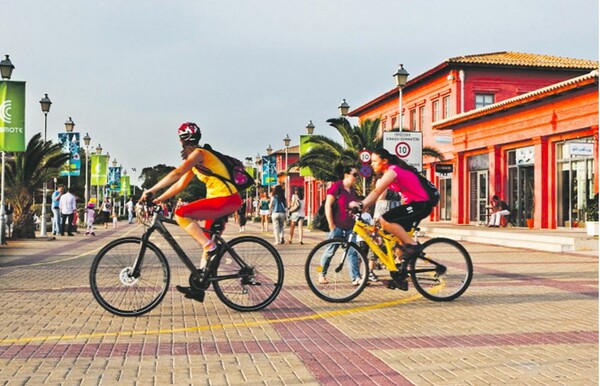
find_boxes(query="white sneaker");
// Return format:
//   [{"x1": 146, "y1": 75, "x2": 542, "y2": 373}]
[{"x1": 352, "y1": 278, "x2": 362, "y2": 286}]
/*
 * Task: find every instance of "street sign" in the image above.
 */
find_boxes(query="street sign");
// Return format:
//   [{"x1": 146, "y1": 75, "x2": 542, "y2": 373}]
[
  {"x1": 383, "y1": 131, "x2": 423, "y2": 171},
  {"x1": 435, "y1": 163, "x2": 454, "y2": 175},
  {"x1": 359, "y1": 164, "x2": 373, "y2": 178},
  {"x1": 359, "y1": 149, "x2": 371, "y2": 164}
]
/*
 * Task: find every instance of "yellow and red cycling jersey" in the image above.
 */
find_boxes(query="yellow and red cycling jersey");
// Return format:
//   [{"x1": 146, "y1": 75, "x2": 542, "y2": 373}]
[{"x1": 190, "y1": 148, "x2": 238, "y2": 197}]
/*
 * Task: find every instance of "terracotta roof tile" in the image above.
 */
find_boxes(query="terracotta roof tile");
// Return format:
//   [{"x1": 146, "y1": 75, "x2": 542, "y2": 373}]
[{"x1": 447, "y1": 51, "x2": 598, "y2": 69}]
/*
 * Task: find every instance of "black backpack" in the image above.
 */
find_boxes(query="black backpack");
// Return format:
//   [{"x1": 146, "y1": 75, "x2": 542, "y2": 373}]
[
  {"x1": 195, "y1": 144, "x2": 255, "y2": 193},
  {"x1": 417, "y1": 173, "x2": 440, "y2": 206}
]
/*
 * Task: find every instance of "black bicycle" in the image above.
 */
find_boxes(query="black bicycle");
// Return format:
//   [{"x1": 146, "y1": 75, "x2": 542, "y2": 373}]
[{"x1": 90, "y1": 202, "x2": 284, "y2": 316}]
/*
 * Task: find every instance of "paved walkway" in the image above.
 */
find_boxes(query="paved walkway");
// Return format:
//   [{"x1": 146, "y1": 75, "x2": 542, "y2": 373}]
[{"x1": 0, "y1": 220, "x2": 597, "y2": 385}]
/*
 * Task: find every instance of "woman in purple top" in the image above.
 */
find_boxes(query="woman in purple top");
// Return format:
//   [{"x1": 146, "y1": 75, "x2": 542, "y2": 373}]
[
  {"x1": 351, "y1": 149, "x2": 438, "y2": 289},
  {"x1": 319, "y1": 165, "x2": 361, "y2": 285}
]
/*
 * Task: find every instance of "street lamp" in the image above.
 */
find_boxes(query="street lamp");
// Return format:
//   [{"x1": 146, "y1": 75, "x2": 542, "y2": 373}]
[
  {"x1": 306, "y1": 120, "x2": 315, "y2": 135},
  {"x1": 83, "y1": 133, "x2": 91, "y2": 207},
  {"x1": 39, "y1": 94, "x2": 52, "y2": 142},
  {"x1": 0, "y1": 55, "x2": 15, "y2": 244},
  {"x1": 0, "y1": 55, "x2": 15, "y2": 80},
  {"x1": 283, "y1": 134, "x2": 291, "y2": 203},
  {"x1": 39, "y1": 94, "x2": 53, "y2": 237},
  {"x1": 131, "y1": 167, "x2": 137, "y2": 195},
  {"x1": 64, "y1": 117, "x2": 75, "y2": 188},
  {"x1": 266, "y1": 145, "x2": 273, "y2": 155},
  {"x1": 393, "y1": 64, "x2": 409, "y2": 130},
  {"x1": 338, "y1": 99, "x2": 350, "y2": 117}
]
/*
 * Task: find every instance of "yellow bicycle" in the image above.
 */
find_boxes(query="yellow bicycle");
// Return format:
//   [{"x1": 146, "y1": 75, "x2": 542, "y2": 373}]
[{"x1": 305, "y1": 210, "x2": 473, "y2": 302}]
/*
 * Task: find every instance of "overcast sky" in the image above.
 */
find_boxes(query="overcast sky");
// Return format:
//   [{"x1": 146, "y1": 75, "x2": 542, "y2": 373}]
[{"x1": 1, "y1": 0, "x2": 598, "y2": 185}]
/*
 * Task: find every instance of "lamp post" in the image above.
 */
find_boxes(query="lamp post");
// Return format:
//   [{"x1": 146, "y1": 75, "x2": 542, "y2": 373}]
[
  {"x1": 95, "y1": 144, "x2": 102, "y2": 201},
  {"x1": 39, "y1": 94, "x2": 53, "y2": 237},
  {"x1": 83, "y1": 132, "x2": 91, "y2": 207},
  {"x1": 338, "y1": 99, "x2": 350, "y2": 117},
  {"x1": 266, "y1": 145, "x2": 272, "y2": 155},
  {"x1": 393, "y1": 64, "x2": 409, "y2": 131},
  {"x1": 64, "y1": 117, "x2": 75, "y2": 188},
  {"x1": 0, "y1": 54, "x2": 15, "y2": 245},
  {"x1": 305, "y1": 121, "x2": 315, "y2": 224},
  {"x1": 283, "y1": 134, "x2": 291, "y2": 203},
  {"x1": 254, "y1": 153, "x2": 261, "y2": 216},
  {"x1": 131, "y1": 167, "x2": 137, "y2": 196}
]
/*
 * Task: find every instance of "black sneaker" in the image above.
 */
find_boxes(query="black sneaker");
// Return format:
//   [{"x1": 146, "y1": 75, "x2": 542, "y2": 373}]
[
  {"x1": 204, "y1": 246, "x2": 221, "y2": 274},
  {"x1": 176, "y1": 285, "x2": 206, "y2": 302},
  {"x1": 383, "y1": 278, "x2": 409, "y2": 291}
]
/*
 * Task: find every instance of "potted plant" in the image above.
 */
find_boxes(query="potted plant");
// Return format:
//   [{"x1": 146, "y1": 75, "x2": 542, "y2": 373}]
[{"x1": 584, "y1": 193, "x2": 599, "y2": 237}]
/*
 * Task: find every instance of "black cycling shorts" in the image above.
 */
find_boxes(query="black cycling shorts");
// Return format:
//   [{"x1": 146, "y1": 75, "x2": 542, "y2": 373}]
[{"x1": 381, "y1": 201, "x2": 433, "y2": 231}]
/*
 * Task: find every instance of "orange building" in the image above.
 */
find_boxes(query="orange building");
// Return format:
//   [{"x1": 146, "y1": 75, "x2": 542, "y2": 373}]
[{"x1": 349, "y1": 52, "x2": 598, "y2": 229}]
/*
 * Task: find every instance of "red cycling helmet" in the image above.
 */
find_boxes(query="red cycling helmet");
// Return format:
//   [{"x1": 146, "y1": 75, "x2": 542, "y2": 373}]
[{"x1": 178, "y1": 122, "x2": 201, "y2": 144}]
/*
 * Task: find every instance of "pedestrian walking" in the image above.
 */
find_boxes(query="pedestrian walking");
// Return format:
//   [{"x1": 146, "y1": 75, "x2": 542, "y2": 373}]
[
  {"x1": 59, "y1": 186, "x2": 77, "y2": 236},
  {"x1": 270, "y1": 185, "x2": 287, "y2": 245},
  {"x1": 51, "y1": 185, "x2": 64, "y2": 235}
]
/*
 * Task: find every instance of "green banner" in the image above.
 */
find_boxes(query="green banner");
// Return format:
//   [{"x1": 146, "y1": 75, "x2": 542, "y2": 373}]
[
  {"x1": 0, "y1": 81, "x2": 26, "y2": 152},
  {"x1": 299, "y1": 135, "x2": 313, "y2": 177},
  {"x1": 91, "y1": 154, "x2": 108, "y2": 185},
  {"x1": 120, "y1": 175, "x2": 130, "y2": 196}
]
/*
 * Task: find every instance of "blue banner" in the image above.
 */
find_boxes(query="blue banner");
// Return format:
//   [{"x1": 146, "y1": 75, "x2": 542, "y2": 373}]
[
  {"x1": 261, "y1": 155, "x2": 277, "y2": 186},
  {"x1": 108, "y1": 166, "x2": 121, "y2": 191},
  {"x1": 58, "y1": 132, "x2": 81, "y2": 176}
]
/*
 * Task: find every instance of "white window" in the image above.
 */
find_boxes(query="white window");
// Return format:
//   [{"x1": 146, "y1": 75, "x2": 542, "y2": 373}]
[{"x1": 475, "y1": 94, "x2": 494, "y2": 109}]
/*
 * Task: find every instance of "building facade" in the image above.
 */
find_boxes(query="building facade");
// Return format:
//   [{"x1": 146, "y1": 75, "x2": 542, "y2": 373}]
[{"x1": 349, "y1": 52, "x2": 598, "y2": 229}]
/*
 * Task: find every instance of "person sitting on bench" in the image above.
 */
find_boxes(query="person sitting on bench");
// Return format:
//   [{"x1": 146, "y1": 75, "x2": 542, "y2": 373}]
[{"x1": 488, "y1": 195, "x2": 510, "y2": 227}]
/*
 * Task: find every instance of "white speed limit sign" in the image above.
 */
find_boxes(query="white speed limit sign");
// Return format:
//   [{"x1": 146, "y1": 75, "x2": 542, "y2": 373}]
[
  {"x1": 359, "y1": 149, "x2": 371, "y2": 164},
  {"x1": 383, "y1": 131, "x2": 423, "y2": 171}
]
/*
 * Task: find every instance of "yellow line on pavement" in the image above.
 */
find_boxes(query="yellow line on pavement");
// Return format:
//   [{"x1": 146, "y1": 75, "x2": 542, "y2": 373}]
[
  {"x1": 0, "y1": 226, "x2": 142, "y2": 269},
  {"x1": 0, "y1": 293, "x2": 423, "y2": 345}
]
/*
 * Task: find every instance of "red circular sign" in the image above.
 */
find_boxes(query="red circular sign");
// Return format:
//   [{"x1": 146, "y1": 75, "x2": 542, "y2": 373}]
[
  {"x1": 359, "y1": 150, "x2": 371, "y2": 164},
  {"x1": 395, "y1": 141, "x2": 411, "y2": 158}
]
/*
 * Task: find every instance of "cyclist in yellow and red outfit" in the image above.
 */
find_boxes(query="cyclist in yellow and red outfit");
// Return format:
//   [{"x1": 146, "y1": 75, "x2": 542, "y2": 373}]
[{"x1": 141, "y1": 122, "x2": 242, "y2": 298}]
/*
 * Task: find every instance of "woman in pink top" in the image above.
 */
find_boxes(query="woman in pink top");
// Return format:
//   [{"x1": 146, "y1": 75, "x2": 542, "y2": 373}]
[{"x1": 350, "y1": 148, "x2": 438, "y2": 289}]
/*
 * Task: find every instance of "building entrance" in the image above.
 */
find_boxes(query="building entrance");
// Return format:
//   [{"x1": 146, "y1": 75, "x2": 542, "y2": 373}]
[
  {"x1": 557, "y1": 140, "x2": 595, "y2": 227},
  {"x1": 469, "y1": 170, "x2": 488, "y2": 224}
]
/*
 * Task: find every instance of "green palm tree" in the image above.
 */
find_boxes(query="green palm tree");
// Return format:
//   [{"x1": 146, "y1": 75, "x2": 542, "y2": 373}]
[
  {"x1": 292, "y1": 118, "x2": 383, "y2": 182},
  {"x1": 4, "y1": 133, "x2": 70, "y2": 238},
  {"x1": 291, "y1": 117, "x2": 444, "y2": 183}
]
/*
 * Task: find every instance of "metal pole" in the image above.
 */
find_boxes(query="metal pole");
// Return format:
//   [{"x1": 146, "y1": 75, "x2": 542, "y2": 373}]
[
  {"x1": 398, "y1": 86, "x2": 403, "y2": 130},
  {"x1": 285, "y1": 147, "x2": 289, "y2": 203},
  {"x1": 40, "y1": 113, "x2": 49, "y2": 237},
  {"x1": 0, "y1": 152, "x2": 6, "y2": 245},
  {"x1": 67, "y1": 158, "x2": 71, "y2": 189}
]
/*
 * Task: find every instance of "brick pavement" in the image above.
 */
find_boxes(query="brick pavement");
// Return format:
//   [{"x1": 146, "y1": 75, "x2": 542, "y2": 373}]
[{"x1": 0, "y1": 220, "x2": 597, "y2": 385}]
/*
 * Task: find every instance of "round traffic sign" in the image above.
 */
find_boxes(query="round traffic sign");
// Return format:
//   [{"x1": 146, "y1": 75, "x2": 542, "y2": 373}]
[
  {"x1": 395, "y1": 141, "x2": 411, "y2": 158},
  {"x1": 359, "y1": 150, "x2": 371, "y2": 164},
  {"x1": 359, "y1": 164, "x2": 373, "y2": 178}
]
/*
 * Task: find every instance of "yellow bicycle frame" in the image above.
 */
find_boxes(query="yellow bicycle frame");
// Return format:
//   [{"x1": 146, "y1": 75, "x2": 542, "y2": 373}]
[{"x1": 352, "y1": 218, "x2": 416, "y2": 272}]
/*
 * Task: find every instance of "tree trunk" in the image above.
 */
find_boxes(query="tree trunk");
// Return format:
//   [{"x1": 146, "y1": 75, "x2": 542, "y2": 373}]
[{"x1": 12, "y1": 211, "x2": 36, "y2": 239}]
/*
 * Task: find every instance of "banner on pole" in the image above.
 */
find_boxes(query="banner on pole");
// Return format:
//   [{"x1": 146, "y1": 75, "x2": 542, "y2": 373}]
[
  {"x1": 91, "y1": 154, "x2": 108, "y2": 185},
  {"x1": 261, "y1": 155, "x2": 277, "y2": 186},
  {"x1": 58, "y1": 132, "x2": 81, "y2": 176},
  {"x1": 120, "y1": 175, "x2": 130, "y2": 196},
  {"x1": 108, "y1": 166, "x2": 121, "y2": 191},
  {"x1": 0, "y1": 81, "x2": 26, "y2": 152}
]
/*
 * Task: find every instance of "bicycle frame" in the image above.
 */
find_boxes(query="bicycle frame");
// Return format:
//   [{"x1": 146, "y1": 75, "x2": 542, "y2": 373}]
[
  {"x1": 352, "y1": 219, "x2": 416, "y2": 272},
  {"x1": 131, "y1": 212, "x2": 247, "y2": 284}
]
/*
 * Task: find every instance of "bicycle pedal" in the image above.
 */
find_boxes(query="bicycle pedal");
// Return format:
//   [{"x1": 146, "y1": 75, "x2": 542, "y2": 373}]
[{"x1": 176, "y1": 285, "x2": 206, "y2": 302}]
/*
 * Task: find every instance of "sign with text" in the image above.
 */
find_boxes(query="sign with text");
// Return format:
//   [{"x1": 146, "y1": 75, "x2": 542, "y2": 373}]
[
  {"x1": 568, "y1": 142, "x2": 593, "y2": 157},
  {"x1": 0, "y1": 81, "x2": 26, "y2": 152},
  {"x1": 91, "y1": 154, "x2": 108, "y2": 186},
  {"x1": 435, "y1": 163, "x2": 454, "y2": 175},
  {"x1": 299, "y1": 135, "x2": 314, "y2": 177},
  {"x1": 383, "y1": 131, "x2": 423, "y2": 172}
]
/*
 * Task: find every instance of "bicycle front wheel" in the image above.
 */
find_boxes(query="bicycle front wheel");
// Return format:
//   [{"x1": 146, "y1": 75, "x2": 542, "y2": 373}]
[
  {"x1": 305, "y1": 238, "x2": 369, "y2": 303},
  {"x1": 410, "y1": 237, "x2": 473, "y2": 301},
  {"x1": 213, "y1": 236, "x2": 284, "y2": 312},
  {"x1": 90, "y1": 237, "x2": 170, "y2": 316}
]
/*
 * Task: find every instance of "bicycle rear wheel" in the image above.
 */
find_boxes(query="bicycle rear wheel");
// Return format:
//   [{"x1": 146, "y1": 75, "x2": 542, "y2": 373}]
[
  {"x1": 213, "y1": 236, "x2": 284, "y2": 312},
  {"x1": 90, "y1": 237, "x2": 170, "y2": 316},
  {"x1": 305, "y1": 238, "x2": 369, "y2": 303},
  {"x1": 410, "y1": 237, "x2": 472, "y2": 301}
]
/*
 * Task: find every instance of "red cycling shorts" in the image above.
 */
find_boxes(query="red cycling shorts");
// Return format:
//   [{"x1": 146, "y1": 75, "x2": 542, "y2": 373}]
[{"x1": 175, "y1": 194, "x2": 242, "y2": 232}]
